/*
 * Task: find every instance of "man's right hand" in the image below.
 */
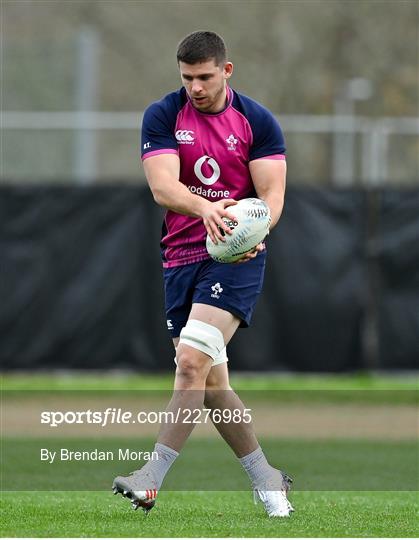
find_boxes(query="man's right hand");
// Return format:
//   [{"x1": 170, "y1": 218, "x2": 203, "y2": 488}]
[
  {"x1": 143, "y1": 156, "x2": 239, "y2": 244},
  {"x1": 199, "y1": 199, "x2": 238, "y2": 244}
]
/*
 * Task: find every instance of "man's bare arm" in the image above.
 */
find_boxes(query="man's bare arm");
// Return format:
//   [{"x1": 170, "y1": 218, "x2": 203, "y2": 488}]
[
  {"x1": 234, "y1": 159, "x2": 286, "y2": 264},
  {"x1": 143, "y1": 153, "x2": 237, "y2": 243},
  {"x1": 249, "y1": 158, "x2": 286, "y2": 230}
]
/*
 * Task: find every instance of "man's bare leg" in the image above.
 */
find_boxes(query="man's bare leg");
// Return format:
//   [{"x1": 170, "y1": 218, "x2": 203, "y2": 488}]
[
  {"x1": 203, "y1": 360, "x2": 293, "y2": 507},
  {"x1": 112, "y1": 305, "x2": 239, "y2": 508},
  {"x1": 155, "y1": 343, "x2": 212, "y2": 451},
  {"x1": 113, "y1": 303, "x2": 293, "y2": 515},
  {"x1": 165, "y1": 302, "x2": 260, "y2": 458},
  {"x1": 156, "y1": 303, "x2": 240, "y2": 452},
  {"x1": 204, "y1": 362, "x2": 259, "y2": 457}
]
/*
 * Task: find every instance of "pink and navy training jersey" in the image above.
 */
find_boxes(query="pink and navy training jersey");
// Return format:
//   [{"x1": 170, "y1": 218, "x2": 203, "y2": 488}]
[{"x1": 141, "y1": 86, "x2": 286, "y2": 268}]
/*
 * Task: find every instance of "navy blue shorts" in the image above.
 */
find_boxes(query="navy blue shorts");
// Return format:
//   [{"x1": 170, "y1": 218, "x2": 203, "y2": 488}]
[{"x1": 163, "y1": 251, "x2": 267, "y2": 337}]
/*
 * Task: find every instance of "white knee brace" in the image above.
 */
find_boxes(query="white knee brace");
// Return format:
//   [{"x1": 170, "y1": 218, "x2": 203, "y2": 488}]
[
  {"x1": 213, "y1": 346, "x2": 228, "y2": 366},
  {"x1": 176, "y1": 319, "x2": 228, "y2": 366},
  {"x1": 173, "y1": 346, "x2": 228, "y2": 367}
]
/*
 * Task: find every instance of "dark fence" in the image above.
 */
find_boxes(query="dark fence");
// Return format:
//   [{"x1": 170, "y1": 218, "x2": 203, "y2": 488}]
[{"x1": 1, "y1": 184, "x2": 418, "y2": 372}]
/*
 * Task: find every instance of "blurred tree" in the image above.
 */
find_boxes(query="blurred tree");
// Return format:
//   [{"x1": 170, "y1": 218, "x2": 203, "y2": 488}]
[
  {"x1": 2, "y1": 0, "x2": 418, "y2": 183},
  {"x1": 3, "y1": 0, "x2": 418, "y2": 115}
]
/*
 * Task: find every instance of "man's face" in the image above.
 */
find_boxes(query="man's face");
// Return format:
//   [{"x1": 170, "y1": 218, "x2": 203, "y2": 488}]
[{"x1": 179, "y1": 59, "x2": 233, "y2": 113}]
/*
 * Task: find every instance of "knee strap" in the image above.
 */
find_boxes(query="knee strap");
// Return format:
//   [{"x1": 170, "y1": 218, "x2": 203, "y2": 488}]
[
  {"x1": 212, "y1": 346, "x2": 228, "y2": 366},
  {"x1": 178, "y1": 319, "x2": 225, "y2": 361},
  {"x1": 174, "y1": 346, "x2": 228, "y2": 366}
]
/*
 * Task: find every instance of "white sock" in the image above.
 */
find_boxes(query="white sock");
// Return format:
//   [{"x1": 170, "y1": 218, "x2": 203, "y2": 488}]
[
  {"x1": 238, "y1": 446, "x2": 274, "y2": 486},
  {"x1": 143, "y1": 442, "x2": 179, "y2": 489}
]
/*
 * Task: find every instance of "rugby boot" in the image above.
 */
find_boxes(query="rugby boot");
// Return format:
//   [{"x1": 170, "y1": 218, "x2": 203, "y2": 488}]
[
  {"x1": 253, "y1": 469, "x2": 294, "y2": 517},
  {"x1": 113, "y1": 468, "x2": 159, "y2": 514}
]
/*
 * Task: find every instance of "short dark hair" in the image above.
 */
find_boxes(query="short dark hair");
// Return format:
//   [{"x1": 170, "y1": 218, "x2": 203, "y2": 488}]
[{"x1": 176, "y1": 31, "x2": 227, "y2": 66}]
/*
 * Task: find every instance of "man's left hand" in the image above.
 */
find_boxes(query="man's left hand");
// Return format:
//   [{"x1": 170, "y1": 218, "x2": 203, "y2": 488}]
[{"x1": 234, "y1": 242, "x2": 265, "y2": 264}]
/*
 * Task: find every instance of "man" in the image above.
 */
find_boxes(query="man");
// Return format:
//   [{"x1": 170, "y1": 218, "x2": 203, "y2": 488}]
[{"x1": 113, "y1": 31, "x2": 293, "y2": 518}]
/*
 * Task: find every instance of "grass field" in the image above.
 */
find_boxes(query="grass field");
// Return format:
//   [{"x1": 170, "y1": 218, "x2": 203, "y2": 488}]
[
  {"x1": 1, "y1": 372, "x2": 418, "y2": 537},
  {"x1": 2, "y1": 371, "x2": 418, "y2": 391},
  {"x1": 1, "y1": 490, "x2": 417, "y2": 537}
]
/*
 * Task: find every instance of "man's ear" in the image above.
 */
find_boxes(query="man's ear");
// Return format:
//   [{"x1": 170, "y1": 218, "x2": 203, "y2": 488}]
[{"x1": 223, "y1": 62, "x2": 234, "y2": 79}]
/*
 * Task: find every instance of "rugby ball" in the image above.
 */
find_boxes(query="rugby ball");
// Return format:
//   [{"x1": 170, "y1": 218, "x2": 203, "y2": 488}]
[{"x1": 206, "y1": 198, "x2": 271, "y2": 263}]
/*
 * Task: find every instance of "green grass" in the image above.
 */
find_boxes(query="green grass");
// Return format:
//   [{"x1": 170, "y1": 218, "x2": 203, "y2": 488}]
[
  {"x1": 2, "y1": 438, "x2": 417, "y2": 492},
  {"x1": 2, "y1": 371, "x2": 418, "y2": 391},
  {"x1": 1, "y1": 490, "x2": 417, "y2": 537},
  {"x1": 1, "y1": 372, "x2": 418, "y2": 536}
]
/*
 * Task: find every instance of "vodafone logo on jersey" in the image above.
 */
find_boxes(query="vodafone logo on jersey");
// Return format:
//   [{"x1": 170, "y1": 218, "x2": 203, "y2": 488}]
[
  {"x1": 175, "y1": 130, "x2": 195, "y2": 144},
  {"x1": 194, "y1": 155, "x2": 220, "y2": 185},
  {"x1": 189, "y1": 155, "x2": 230, "y2": 198}
]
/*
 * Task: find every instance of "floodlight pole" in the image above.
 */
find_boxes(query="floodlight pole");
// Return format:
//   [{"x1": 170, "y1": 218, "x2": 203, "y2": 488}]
[
  {"x1": 74, "y1": 26, "x2": 99, "y2": 184},
  {"x1": 332, "y1": 78, "x2": 373, "y2": 186}
]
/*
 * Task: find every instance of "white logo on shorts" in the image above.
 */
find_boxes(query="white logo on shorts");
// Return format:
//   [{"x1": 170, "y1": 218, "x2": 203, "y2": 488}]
[
  {"x1": 167, "y1": 319, "x2": 174, "y2": 330},
  {"x1": 210, "y1": 282, "x2": 223, "y2": 299}
]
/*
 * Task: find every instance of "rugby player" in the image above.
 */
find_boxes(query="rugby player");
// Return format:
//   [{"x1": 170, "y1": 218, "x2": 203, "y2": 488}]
[{"x1": 113, "y1": 31, "x2": 293, "y2": 518}]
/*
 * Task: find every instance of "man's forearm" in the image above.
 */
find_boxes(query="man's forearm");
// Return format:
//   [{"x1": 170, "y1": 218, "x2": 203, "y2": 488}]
[
  {"x1": 151, "y1": 174, "x2": 209, "y2": 218},
  {"x1": 261, "y1": 193, "x2": 285, "y2": 231}
]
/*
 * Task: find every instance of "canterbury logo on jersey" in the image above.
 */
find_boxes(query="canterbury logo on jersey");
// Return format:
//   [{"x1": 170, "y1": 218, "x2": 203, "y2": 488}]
[{"x1": 175, "y1": 130, "x2": 195, "y2": 144}]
